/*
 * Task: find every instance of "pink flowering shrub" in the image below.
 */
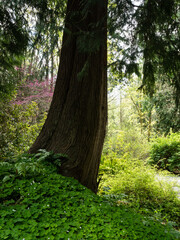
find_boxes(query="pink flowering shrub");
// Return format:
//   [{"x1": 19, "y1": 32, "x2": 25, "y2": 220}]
[
  {"x1": 13, "y1": 71, "x2": 54, "y2": 114},
  {"x1": 0, "y1": 66, "x2": 55, "y2": 159},
  {"x1": 15, "y1": 79, "x2": 53, "y2": 104}
]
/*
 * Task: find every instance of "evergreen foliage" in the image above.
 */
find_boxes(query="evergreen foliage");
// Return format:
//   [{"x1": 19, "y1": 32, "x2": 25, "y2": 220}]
[
  {"x1": 1, "y1": 0, "x2": 179, "y2": 103},
  {"x1": 0, "y1": 2, "x2": 29, "y2": 70},
  {"x1": 0, "y1": 0, "x2": 65, "y2": 98},
  {"x1": 152, "y1": 83, "x2": 180, "y2": 134},
  {"x1": 108, "y1": 0, "x2": 180, "y2": 106}
]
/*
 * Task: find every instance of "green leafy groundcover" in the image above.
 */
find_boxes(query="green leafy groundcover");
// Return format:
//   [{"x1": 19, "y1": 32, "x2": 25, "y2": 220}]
[
  {"x1": 0, "y1": 150, "x2": 180, "y2": 240},
  {"x1": 1, "y1": 175, "x2": 180, "y2": 239}
]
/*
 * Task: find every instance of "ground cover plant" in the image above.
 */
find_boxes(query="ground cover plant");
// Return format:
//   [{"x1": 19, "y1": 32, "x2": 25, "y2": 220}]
[{"x1": 1, "y1": 151, "x2": 180, "y2": 240}]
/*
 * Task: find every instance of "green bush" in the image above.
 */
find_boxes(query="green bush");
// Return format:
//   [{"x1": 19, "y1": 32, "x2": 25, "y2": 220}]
[
  {"x1": 0, "y1": 151, "x2": 179, "y2": 240},
  {"x1": 103, "y1": 129, "x2": 150, "y2": 161},
  {"x1": 149, "y1": 132, "x2": 180, "y2": 173},
  {"x1": 99, "y1": 153, "x2": 180, "y2": 225},
  {"x1": 0, "y1": 101, "x2": 46, "y2": 160}
]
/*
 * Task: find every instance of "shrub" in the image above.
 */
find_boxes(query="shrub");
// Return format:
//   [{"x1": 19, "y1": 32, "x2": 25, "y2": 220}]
[
  {"x1": 0, "y1": 151, "x2": 179, "y2": 239},
  {"x1": 99, "y1": 150, "x2": 180, "y2": 227},
  {"x1": 0, "y1": 101, "x2": 46, "y2": 160},
  {"x1": 149, "y1": 132, "x2": 180, "y2": 173},
  {"x1": 103, "y1": 129, "x2": 150, "y2": 161}
]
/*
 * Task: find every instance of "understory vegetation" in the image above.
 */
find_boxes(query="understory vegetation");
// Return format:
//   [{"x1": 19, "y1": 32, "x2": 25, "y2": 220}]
[
  {"x1": 0, "y1": 101, "x2": 46, "y2": 159},
  {"x1": 0, "y1": 151, "x2": 180, "y2": 239},
  {"x1": 0, "y1": 78, "x2": 180, "y2": 239},
  {"x1": 99, "y1": 130, "x2": 180, "y2": 229},
  {"x1": 98, "y1": 93, "x2": 180, "y2": 231},
  {"x1": 99, "y1": 133, "x2": 180, "y2": 228},
  {"x1": 149, "y1": 132, "x2": 180, "y2": 174}
]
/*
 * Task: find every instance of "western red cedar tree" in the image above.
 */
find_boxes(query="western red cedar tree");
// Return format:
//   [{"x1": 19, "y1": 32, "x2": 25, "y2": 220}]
[{"x1": 29, "y1": 0, "x2": 107, "y2": 193}]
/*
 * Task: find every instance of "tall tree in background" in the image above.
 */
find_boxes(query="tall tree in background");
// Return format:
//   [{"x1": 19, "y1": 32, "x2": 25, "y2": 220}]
[
  {"x1": 0, "y1": 0, "x2": 65, "y2": 99},
  {"x1": 29, "y1": 0, "x2": 107, "y2": 193},
  {"x1": 109, "y1": 0, "x2": 180, "y2": 106}
]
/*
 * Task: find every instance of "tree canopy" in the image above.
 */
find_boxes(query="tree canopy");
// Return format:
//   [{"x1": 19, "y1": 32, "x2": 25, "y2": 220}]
[
  {"x1": 1, "y1": 0, "x2": 180, "y2": 102},
  {"x1": 109, "y1": 0, "x2": 180, "y2": 105}
]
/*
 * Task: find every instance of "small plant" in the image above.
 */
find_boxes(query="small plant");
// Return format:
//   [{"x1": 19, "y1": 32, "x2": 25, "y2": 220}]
[
  {"x1": 0, "y1": 149, "x2": 67, "y2": 182},
  {"x1": 149, "y1": 132, "x2": 180, "y2": 174}
]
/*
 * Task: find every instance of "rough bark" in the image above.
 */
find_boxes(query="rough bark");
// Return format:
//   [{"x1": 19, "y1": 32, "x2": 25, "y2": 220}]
[{"x1": 29, "y1": 0, "x2": 107, "y2": 193}]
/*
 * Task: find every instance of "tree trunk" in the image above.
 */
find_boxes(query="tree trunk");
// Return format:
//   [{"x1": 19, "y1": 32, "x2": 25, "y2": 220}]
[
  {"x1": 50, "y1": 52, "x2": 54, "y2": 93},
  {"x1": 29, "y1": 0, "x2": 107, "y2": 193},
  {"x1": 147, "y1": 109, "x2": 152, "y2": 142},
  {"x1": 119, "y1": 89, "x2": 123, "y2": 129},
  {"x1": 45, "y1": 51, "x2": 49, "y2": 81}
]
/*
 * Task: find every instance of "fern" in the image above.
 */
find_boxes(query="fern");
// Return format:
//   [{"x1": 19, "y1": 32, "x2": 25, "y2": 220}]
[
  {"x1": 0, "y1": 162, "x2": 16, "y2": 181},
  {"x1": 0, "y1": 150, "x2": 68, "y2": 182}
]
